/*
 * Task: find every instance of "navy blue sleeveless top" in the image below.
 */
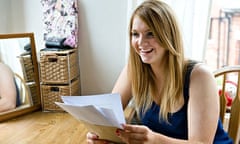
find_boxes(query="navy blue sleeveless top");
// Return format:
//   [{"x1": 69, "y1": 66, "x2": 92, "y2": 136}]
[
  {"x1": 140, "y1": 61, "x2": 233, "y2": 143},
  {"x1": 14, "y1": 78, "x2": 21, "y2": 107}
]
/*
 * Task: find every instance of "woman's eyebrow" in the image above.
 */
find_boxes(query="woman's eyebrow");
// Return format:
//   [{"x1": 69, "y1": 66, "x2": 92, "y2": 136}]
[{"x1": 131, "y1": 29, "x2": 151, "y2": 33}]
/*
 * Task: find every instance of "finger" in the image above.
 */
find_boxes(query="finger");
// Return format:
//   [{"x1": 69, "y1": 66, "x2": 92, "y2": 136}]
[
  {"x1": 86, "y1": 138, "x2": 94, "y2": 144},
  {"x1": 129, "y1": 132, "x2": 147, "y2": 141},
  {"x1": 117, "y1": 126, "x2": 149, "y2": 142},
  {"x1": 86, "y1": 132, "x2": 99, "y2": 140},
  {"x1": 128, "y1": 139, "x2": 145, "y2": 144},
  {"x1": 122, "y1": 124, "x2": 147, "y2": 133},
  {"x1": 118, "y1": 130, "x2": 147, "y2": 141},
  {"x1": 86, "y1": 139, "x2": 109, "y2": 144},
  {"x1": 87, "y1": 132, "x2": 115, "y2": 144}
]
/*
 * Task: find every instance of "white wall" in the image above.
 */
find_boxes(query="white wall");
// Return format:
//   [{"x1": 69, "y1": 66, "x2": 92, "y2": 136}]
[
  {"x1": 0, "y1": 1, "x2": 10, "y2": 33},
  {"x1": 9, "y1": 0, "x2": 43, "y2": 54},
  {"x1": 0, "y1": 0, "x2": 128, "y2": 95},
  {"x1": 78, "y1": 0, "x2": 127, "y2": 94}
]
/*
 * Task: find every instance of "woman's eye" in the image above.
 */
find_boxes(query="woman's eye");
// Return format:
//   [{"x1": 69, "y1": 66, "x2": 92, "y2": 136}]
[
  {"x1": 146, "y1": 32, "x2": 154, "y2": 38},
  {"x1": 131, "y1": 32, "x2": 139, "y2": 37}
]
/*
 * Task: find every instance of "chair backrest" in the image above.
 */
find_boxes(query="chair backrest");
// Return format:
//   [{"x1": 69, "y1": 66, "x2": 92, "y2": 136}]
[
  {"x1": 213, "y1": 65, "x2": 240, "y2": 143},
  {"x1": 14, "y1": 73, "x2": 32, "y2": 106}
]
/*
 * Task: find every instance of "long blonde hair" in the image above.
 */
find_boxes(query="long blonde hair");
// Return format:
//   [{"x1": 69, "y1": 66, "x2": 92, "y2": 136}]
[{"x1": 128, "y1": 0, "x2": 185, "y2": 122}]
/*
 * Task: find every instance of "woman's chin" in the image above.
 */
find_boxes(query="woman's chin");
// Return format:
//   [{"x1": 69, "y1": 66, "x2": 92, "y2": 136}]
[{"x1": 141, "y1": 59, "x2": 151, "y2": 64}]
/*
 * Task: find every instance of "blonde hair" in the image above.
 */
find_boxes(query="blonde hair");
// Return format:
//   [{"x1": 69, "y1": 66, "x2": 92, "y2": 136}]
[{"x1": 128, "y1": 0, "x2": 185, "y2": 122}]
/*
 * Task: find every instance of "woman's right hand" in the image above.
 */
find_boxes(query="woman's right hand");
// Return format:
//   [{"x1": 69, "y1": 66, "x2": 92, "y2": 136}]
[{"x1": 86, "y1": 132, "x2": 112, "y2": 144}]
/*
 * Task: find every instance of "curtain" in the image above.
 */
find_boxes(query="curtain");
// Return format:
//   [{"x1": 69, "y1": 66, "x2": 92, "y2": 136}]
[
  {"x1": 0, "y1": 39, "x2": 27, "y2": 76},
  {"x1": 126, "y1": 0, "x2": 212, "y2": 61}
]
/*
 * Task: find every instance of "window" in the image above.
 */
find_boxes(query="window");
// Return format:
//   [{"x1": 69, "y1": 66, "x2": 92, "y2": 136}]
[{"x1": 205, "y1": 0, "x2": 240, "y2": 70}]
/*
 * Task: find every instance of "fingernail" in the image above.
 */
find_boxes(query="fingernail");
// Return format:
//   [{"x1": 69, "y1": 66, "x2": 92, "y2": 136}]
[
  {"x1": 93, "y1": 135, "x2": 99, "y2": 140},
  {"x1": 116, "y1": 129, "x2": 120, "y2": 136}
]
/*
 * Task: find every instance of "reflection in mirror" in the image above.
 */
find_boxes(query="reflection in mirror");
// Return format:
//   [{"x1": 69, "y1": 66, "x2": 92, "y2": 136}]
[
  {"x1": 0, "y1": 33, "x2": 41, "y2": 121},
  {"x1": 0, "y1": 37, "x2": 33, "y2": 112},
  {"x1": 0, "y1": 63, "x2": 18, "y2": 112}
]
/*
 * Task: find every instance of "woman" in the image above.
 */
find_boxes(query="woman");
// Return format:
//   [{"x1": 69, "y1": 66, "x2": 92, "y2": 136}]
[
  {"x1": 0, "y1": 63, "x2": 18, "y2": 112},
  {"x1": 87, "y1": 0, "x2": 233, "y2": 143}
]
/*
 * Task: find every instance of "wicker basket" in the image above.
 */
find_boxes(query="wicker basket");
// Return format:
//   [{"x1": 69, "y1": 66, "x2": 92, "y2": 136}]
[
  {"x1": 41, "y1": 77, "x2": 80, "y2": 111},
  {"x1": 26, "y1": 82, "x2": 39, "y2": 105},
  {"x1": 40, "y1": 49, "x2": 79, "y2": 84},
  {"x1": 18, "y1": 52, "x2": 35, "y2": 82}
]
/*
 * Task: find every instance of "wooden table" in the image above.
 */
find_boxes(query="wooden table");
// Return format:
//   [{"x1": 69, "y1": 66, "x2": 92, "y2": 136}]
[{"x1": 0, "y1": 111, "x2": 88, "y2": 144}]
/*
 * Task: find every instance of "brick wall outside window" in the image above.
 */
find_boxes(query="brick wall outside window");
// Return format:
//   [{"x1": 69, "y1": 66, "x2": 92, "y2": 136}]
[{"x1": 205, "y1": 0, "x2": 240, "y2": 70}]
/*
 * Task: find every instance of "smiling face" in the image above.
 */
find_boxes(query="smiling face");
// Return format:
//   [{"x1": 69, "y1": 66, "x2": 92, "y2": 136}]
[{"x1": 131, "y1": 16, "x2": 167, "y2": 66}]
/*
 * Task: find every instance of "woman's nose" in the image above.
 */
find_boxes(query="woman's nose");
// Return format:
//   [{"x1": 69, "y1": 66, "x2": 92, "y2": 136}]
[{"x1": 138, "y1": 36, "x2": 148, "y2": 46}]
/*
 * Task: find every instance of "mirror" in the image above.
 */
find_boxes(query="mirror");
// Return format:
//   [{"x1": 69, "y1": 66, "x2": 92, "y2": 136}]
[{"x1": 0, "y1": 33, "x2": 41, "y2": 122}]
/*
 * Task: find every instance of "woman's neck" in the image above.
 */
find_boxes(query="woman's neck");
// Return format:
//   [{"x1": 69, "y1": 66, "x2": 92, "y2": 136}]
[{"x1": 150, "y1": 63, "x2": 164, "y2": 81}]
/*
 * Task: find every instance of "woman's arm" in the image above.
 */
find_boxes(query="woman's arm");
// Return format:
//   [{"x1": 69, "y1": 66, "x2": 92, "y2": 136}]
[
  {"x1": 116, "y1": 64, "x2": 219, "y2": 144},
  {"x1": 0, "y1": 63, "x2": 17, "y2": 112},
  {"x1": 187, "y1": 64, "x2": 219, "y2": 143}
]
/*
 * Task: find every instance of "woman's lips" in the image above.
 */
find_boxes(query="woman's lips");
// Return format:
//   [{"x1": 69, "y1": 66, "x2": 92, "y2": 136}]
[{"x1": 140, "y1": 48, "x2": 154, "y2": 54}]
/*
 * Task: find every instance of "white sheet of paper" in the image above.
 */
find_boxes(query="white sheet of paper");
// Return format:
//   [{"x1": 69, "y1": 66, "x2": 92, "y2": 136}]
[{"x1": 55, "y1": 93, "x2": 125, "y2": 128}]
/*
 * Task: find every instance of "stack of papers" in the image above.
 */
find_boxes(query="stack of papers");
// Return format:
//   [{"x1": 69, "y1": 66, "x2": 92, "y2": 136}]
[{"x1": 55, "y1": 93, "x2": 125, "y2": 143}]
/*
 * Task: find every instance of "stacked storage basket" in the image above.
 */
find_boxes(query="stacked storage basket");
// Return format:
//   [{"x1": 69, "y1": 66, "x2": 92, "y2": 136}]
[
  {"x1": 40, "y1": 49, "x2": 80, "y2": 112},
  {"x1": 18, "y1": 51, "x2": 38, "y2": 105}
]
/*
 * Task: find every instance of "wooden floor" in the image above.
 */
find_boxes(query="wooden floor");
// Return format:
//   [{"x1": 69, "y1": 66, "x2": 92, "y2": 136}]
[
  {"x1": 0, "y1": 111, "x2": 88, "y2": 144},
  {"x1": 0, "y1": 109, "x2": 232, "y2": 144}
]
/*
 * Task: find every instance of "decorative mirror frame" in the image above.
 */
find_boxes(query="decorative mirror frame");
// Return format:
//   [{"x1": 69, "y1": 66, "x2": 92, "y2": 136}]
[{"x1": 0, "y1": 33, "x2": 41, "y2": 122}]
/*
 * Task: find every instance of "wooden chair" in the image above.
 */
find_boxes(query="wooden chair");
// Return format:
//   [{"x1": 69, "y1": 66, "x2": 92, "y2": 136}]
[
  {"x1": 14, "y1": 73, "x2": 32, "y2": 106},
  {"x1": 213, "y1": 65, "x2": 240, "y2": 144}
]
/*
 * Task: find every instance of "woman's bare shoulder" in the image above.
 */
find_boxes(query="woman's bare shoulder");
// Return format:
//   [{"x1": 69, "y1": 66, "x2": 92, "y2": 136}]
[
  {"x1": 191, "y1": 63, "x2": 214, "y2": 80},
  {"x1": 0, "y1": 63, "x2": 14, "y2": 76}
]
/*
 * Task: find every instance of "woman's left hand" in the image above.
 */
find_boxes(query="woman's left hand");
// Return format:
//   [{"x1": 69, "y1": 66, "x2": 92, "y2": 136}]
[{"x1": 116, "y1": 124, "x2": 156, "y2": 144}]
